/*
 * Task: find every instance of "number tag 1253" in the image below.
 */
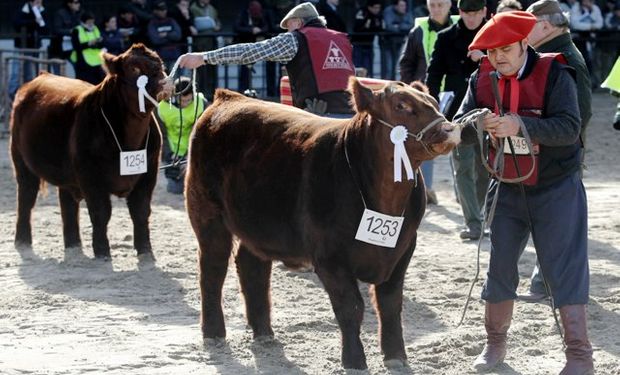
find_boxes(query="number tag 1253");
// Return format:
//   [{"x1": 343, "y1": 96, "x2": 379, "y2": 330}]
[
  {"x1": 355, "y1": 208, "x2": 404, "y2": 248},
  {"x1": 120, "y1": 149, "x2": 147, "y2": 175}
]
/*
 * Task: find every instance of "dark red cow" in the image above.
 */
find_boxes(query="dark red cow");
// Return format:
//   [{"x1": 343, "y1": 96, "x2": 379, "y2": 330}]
[
  {"x1": 10, "y1": 44, "x2": 171, "y2": 259},
  {"x1": 185, "y1": 78, "x2": 460, "y2": 369}
]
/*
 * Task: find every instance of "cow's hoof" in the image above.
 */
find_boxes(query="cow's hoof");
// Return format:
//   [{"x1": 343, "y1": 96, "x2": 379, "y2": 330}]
[
  {"x1": 94, "y1": 254, "x2": 111, "y2": 262},
  {"x1": 254, "y1": 335, "x2": 276, "y2": 345},
  {"x1": 14, "y1": 240, "x2": 32, "y2": 251},
  {"x1": 203, "y1": 337, "x2": 226, "y2": 348},
  {"x1": 137, "y1": 251, "x2": 156, "y2": 262},
  {"x1": 384, "y1": 358, "x2": 408, "y2": 368}
]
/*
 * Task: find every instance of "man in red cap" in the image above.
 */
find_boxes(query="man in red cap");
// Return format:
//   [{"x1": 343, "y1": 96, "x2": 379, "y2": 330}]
[{"x1": 454, "y1": 11, "x2": 593, "y2": 375}]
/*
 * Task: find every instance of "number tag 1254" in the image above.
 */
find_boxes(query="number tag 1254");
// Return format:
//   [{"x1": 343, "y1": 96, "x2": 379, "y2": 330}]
[
  {"x1": 355, "y1": 209, "x2": 404, "y2": 248},
  {"x1": 120, "y1": 149, "x2": 147, "y2": 176}
]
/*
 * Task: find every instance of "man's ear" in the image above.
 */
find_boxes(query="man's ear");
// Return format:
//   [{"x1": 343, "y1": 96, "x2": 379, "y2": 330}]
[{"x1": 348, "y1": 76, "x2": 373, "y2": 113}]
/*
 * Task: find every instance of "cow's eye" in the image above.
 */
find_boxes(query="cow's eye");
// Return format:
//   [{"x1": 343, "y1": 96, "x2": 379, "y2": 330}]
[{"x1": 395, "y1": 102, "x2": 413, "y2": 113}]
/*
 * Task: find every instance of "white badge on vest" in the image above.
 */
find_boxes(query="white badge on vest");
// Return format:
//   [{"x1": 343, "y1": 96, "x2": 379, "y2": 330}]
[
  {"x1": 355, "y1": 208, "x2": 404, "y2": 248},
  {"x1": 120, "y1": 149, "x2": 147, "y2": 175},
  {"x1": 502, "y1": 136, "x2": 531, "y2": 155}
]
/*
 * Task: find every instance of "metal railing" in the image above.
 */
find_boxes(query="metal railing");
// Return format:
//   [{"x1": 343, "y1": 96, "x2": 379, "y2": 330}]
[{"x1": 0, "y1": 49, "x2": 65, "y2": 138}]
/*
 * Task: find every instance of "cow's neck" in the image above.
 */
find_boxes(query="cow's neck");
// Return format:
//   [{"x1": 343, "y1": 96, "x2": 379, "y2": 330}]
[
  {"x1": 101, "y1": 78, "x2": 152, "y2": 150},
  {"x1": 345, "y1": 114, "x2": 420, "y2": 216}
]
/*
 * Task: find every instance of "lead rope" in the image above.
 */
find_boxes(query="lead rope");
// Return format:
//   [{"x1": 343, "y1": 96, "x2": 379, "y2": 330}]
[
  {"x1": 160, "y1": 60, "x2": 201, "y2": 170},
  {"x1": 454, "y1": 109, "x2": 563, "y2": 344}
]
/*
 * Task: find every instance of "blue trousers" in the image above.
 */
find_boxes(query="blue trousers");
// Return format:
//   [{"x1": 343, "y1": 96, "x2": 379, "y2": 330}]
[{"x1": 482, "y1": 172, "x2": 589, "y2": 307}]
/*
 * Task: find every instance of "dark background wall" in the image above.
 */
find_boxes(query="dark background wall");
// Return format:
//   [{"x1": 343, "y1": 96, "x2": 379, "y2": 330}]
[{"x1": 0, "y1": 0, "x2": 364, "y2": 38}]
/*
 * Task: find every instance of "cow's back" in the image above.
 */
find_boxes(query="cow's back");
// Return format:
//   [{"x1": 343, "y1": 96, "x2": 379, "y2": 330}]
[
  {"x1": 188, "y1": 90, "x2": 346, "y2": 259},
  {"x1": 11, "y1": 73, "x2": 93, "y2": 185}
]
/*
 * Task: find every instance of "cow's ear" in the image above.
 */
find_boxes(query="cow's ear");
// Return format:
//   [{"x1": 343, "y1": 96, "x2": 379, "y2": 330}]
[
  {"x1": 101, "y1": 51, "x2": 120, "y2": 75},
  {"x1": 348, "y1": 77, "x2": 373, "y2": 113}
]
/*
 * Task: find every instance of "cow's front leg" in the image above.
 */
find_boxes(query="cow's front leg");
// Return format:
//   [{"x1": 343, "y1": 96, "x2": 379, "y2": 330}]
[
  {"x1": 235, "y1": 244, "x2": 274, "y2": 338},
  {"x1": 84, "y1": 193, "x2": 112, "y2": 259},
  {"x1": 315, "y1": 259, "x2": 367, "y2": 369},
  {"x1": 372, "y1": 245, "x2": 415, "y2": 367},
  {"x1": 126, "y1": 177, "x2": 155, "y2": 257}
]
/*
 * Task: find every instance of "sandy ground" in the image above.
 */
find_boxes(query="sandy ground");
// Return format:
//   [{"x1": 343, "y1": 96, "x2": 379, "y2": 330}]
[{"x1": 0, "y1": 92, "x2": 619, "y2": 375}]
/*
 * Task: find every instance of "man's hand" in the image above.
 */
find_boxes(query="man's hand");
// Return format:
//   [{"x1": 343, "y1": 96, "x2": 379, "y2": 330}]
[
  {"x1": 467, "y1": 49, "x2": 484, "y2": 63},
  {"x1": 482, "y1": 113, "x2": 521, "y2": 138},
  {"x1": 178, "y1": 53, "x2": 207, "y2": 69},
  {"x1": 304, "y1": 98, "x2": 327, "y2": 115}
]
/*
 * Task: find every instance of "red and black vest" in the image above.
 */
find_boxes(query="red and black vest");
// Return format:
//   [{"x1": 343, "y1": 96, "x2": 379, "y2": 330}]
[
  {"x1": 475, "y1": 53, "x2": 575, "y2": 186},
  {"x1": 287, "y1": 25, "x2": 355, "y2": 114}
]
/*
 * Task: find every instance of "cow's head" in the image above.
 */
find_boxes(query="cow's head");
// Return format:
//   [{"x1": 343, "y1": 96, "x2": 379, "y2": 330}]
[
  {"x1": 102, "y1": 43, "x2": 172, "y2": 102},
  {"x1": 348, "y1": 77, "x2": 460, "y2": 160}
]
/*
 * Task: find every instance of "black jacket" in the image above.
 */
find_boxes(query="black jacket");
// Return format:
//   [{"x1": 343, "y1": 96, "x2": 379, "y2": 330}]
[
  {"x1": 317, "y1": 0, "x2": 347, "y2": 33},
  {"x1": 425, "y1": 19, "x2": 485, "y2": 120},
  {"x1": 13, "y1": 2, "x2": 48, "y2": 48}
]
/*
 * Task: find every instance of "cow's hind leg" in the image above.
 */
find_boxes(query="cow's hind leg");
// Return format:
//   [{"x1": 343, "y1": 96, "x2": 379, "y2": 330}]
[
  {"x1": 235, "y1": 244, "x2": 274, "y2": 338},
  {"x1": 193, "y1": 216, "x2": 233, "y2": 339},
  {"x1": 371, "y1": 247, "x2": 415, "y2": 368},
  {"x1": 315, "y1": 259, "x2": 367, "y2": 369},
  {"x1": 58, "y1": 188, "x2": 82, "y2": 249},
  {"x1": 12, "y1": 152, "x2": 39, "y2": 250}
]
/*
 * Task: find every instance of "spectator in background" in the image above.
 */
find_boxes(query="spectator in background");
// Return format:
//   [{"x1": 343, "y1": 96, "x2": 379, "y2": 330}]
[
  {"x1": 70, "y1": 11, "x2": 105, "y2": 84},
  {"x1": 118, "y1": 5, "x2": 142, "y2": 45},
  {"x1": 169, "y1": 0, "x2": 198, "y2": 53},
  {"x1": 190, "y1": 0, "x2": 221, "y2": 31},
  {"x1": 101, "y1": 14, "x2": 125, "y2": 55},
  {"x1": 157, "y1": 77, "x2": 208, "y2": 194},
  {"x1": 497, "y1": 0, "x2": 523, "y2": 12},
  {"x1": 127, "y1": 0, "x2": 153, "y2": 43},
  {"x1": 426, "y1": 0, "x2": 488, "y2": 240},
  {"x1": 352, "y1": 0, "x2": 384, "y2": 77},
  {"x1": 570, "y1": 0, "x2": 603, "y2": 85},
  {"x1": 9, "y1": 0, "x2": 47, "y2": 100},
  {"x1": 317, "y1": 0, "x2": 348, "y2": 32},
  {"x1": 190, "y1": 0, "x2": 221, "y2": 99},
  {"x1": 399, "y1": 0, "x2": 457, "y2": 205},
  {"x1": 382, "y1": 0, "x2": 413, "y2": 80},
  {"x1": 602, "y1": 57, "x2": 620, "y2": 129},
  {"x1": 49, "y1": 0, "x2": 82, "y2": 74},
  {"x1": 147, "y1": 1, "x2": 182, "y2": 71},
  {"x1": 596, "y1": 0, "x2": 620, "y2": 90},
  {"x1": 233, "y1": 1, "x2": 273, "y2": 93}
]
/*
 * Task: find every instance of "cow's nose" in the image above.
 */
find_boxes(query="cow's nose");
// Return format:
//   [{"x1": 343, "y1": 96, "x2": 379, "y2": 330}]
[{"x1": 442, "y1": 122, "x2": 456, "y2": 132}]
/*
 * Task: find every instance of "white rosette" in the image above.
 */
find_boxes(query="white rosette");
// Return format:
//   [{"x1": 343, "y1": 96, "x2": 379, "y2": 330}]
[
  {"x1": 136, "y1": 75, "x2": 159, "y2": 112},
  {"x1": 390, "y1": 125, "x2": 414, "y2": 182}
]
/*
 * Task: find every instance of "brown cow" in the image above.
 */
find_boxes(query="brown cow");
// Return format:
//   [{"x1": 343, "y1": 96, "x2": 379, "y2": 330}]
[
  {"x1": 185, "y1": 78, "x2": 460, "y2": 369},
  {"x1": 10, "y1": 44, "x2": 171, "y2": 259}
]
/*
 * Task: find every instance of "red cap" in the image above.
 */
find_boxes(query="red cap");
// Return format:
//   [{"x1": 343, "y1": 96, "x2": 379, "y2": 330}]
[{"x1": 469, "y1": 11, "x2": 537, "y2": 51}]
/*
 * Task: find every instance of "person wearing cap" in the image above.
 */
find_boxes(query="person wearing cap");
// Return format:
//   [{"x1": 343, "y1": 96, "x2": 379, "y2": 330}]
[
  {"x1": 398, "y1": 0, "x2": 458, "y2": 206},
  {"x1": 516, "y1": 0, "x2": 592, "y2": 303},
  {"x1": 177, "y1": 2, "x2": 355, "y2": 116},
  {"x1": 157, "y1": 77, "x2": 208, "y2": 194},
  {"x1": 147, "y1": 1, "x2": 182, "y2": 70},
  {"x1": 454, "y1": 11, "x2": 593, "y2": 374},
  {"x1": 426, "y1": 0, "x2": 488, "y2": 239}
]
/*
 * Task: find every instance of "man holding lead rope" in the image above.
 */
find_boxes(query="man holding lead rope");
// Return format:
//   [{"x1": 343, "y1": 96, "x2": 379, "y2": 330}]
[
  {"x1": 175, "y1": 2, "x2": 355, "y2": 117},
  {"x1": 453, "y1": 11, "x2": 593, "y2": 374}
]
